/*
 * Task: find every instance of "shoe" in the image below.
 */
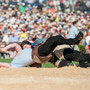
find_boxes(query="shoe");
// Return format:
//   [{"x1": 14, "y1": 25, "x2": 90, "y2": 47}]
[
  {"x1": 55, "y1": 59, "x2": 74, "y2": 68},
  {"x1": 75, "y1": 31, "x2": 84, "y2": 44},
  {"x1": 78, "y1": 61, "x2": 90, "y2": 68}
]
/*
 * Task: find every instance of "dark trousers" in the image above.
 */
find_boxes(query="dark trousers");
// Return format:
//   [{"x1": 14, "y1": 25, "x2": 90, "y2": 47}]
[
  {"x1": 63, "y1": 48, "x2": 90, "y2": 62},
  {"x1": 38, "y1": 32, "x2": 83, "y2": 56}
]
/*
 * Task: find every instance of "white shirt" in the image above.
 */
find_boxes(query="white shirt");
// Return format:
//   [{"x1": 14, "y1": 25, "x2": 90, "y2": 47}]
[
  {"x1": 11, "y1": 48, "x2": 34, "y2": 68},
  {"x1": 69, "y1": 25, "x2": 79, "y2": 38}
]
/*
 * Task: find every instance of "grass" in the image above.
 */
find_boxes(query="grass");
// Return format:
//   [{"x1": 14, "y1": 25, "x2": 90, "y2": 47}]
[
  {"x1": 42, "y1": 62, "x2": 55, "y2": 68},
  {"x1": 0, "y1": 59, "x2": 12, "y2": 63}
]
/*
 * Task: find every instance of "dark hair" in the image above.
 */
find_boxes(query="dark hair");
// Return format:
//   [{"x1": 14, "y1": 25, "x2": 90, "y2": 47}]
[
  {"x1": 20, "y1": 40, "x2": 32, "y2": 49},
  {"x1": 73, "y1": 21, "x2": 78, "y2": 25}
]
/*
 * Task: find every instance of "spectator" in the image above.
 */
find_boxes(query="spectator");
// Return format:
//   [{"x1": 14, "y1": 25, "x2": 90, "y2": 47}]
[
  {"x1": 85, "y1": 40, "x2": 90, "y2": 54},
  {"x1": 9, "y1": 33, "x2": 18, "y2": 43},
  {"x1": 69, "y1": 20, "x2": 80, "y2": 51},
  {"x1": 2, "y1": 33, "x2": 9, "y2": 44},
  {"x1": 85, "y1": 35, "x2": 90, "y2": 46}
]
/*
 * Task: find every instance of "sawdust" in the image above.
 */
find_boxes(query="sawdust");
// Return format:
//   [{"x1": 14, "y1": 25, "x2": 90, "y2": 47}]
[{"x1": 0, "y1": 66, "x2": 90, "y2": 90}]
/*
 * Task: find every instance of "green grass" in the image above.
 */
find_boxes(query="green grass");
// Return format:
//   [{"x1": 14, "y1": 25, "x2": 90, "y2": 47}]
[
  {"x1": 78, "y1": 45, "x2": 85, "y2": 51},
  {"x1": 72, "y1": 61, "x2": 79, "y2": 65},
  {"x1": 0, "y1": 59, "x2": 12, "y2": 63},
  {"x1": 42, "y1": 62, "x2": 55, "y2": 68}
]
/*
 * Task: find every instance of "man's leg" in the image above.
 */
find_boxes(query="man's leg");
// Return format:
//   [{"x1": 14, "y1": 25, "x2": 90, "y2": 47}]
[
  {"x1": 49, "y1": 53, "x2": 72, "y2": 68},
  {"x1": 63, "y1": 48, "x2": 90, "y2": 68},
  {"x1": 63, "y1": 48, "x2": 90, "y2": 62},
  {"x1": 52, "y1": 48, "x2": 90, "y2": 68},
  {"x1": 38, "y1": 31, "x2": 83, "y2": 56}
]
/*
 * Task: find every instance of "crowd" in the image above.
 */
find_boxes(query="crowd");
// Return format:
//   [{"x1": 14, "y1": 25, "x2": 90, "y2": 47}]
[
  {"x1": 0, "y1": 0, "x2": 90, "y2": 59},
  {"x1": 59, "y1": 0, "x2": 90, "y2": 12}
]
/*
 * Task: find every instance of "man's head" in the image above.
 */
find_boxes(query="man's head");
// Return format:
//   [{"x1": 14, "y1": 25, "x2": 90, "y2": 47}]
[
  {"x1": 20, "y1": 40, "x2": 32, "y2": 49},
  {"x1": 73, "y1": 20, "x2": 78, "y2": 26}
]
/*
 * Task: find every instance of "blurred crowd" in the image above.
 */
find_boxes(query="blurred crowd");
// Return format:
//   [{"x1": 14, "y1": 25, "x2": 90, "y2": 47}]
[{"x1": 0, "y1": 0, "x2": 90, "y2": 58}]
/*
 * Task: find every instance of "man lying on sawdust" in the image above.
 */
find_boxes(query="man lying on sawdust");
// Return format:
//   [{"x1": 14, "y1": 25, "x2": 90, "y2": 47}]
[{"x1": 0, "y1": 31, "x2": 88, "y2": 68}]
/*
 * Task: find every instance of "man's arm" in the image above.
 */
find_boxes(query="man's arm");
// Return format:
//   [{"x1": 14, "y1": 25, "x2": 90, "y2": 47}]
[
  {"x1": 0, "y1": 43, "x2": 22, "y2": 53},
  {"x1": 0, "y1": 62, "x2": 10, "y2": 68}
]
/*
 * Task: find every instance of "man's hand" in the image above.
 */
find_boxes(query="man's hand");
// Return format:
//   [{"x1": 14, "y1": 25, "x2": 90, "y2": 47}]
[{"x1": 0, "y1": 48, "x2": 9, "y2": 54}]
